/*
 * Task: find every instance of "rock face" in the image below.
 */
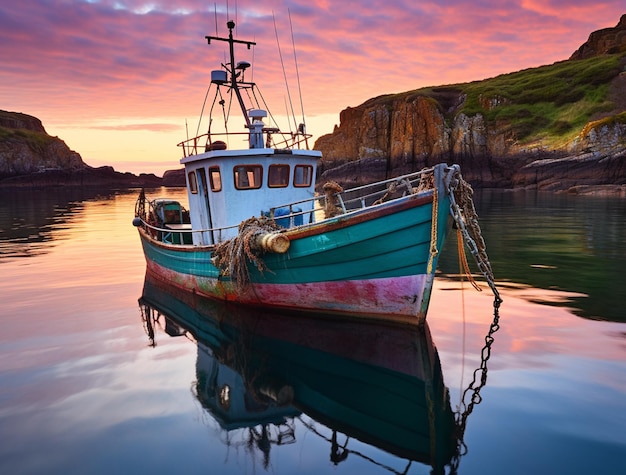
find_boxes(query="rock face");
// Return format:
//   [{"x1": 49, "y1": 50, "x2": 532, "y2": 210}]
[
  {"x1": 570, "y1": 14, "x2": 626, "y2": 60},
  {"x1": 0, "y1": 111, "x2": 86, "y2": 177},
  {"x1": 316, "y1": 93, "x2": 519, "y2": 187},
  {"x1": 512, "y1": 114, "x2": 626, "y2": 191},
  {"x1": 0, "y1": 110, "x2": 164, "y2": 188},
  {"x1": 316, "y1": 94, "x2": 626, "y2": 191},
  {"x1": 315, "y1": 16, "x2": 626, "y2": 193},
  {"x1": 0, "y1": 111, "x2": 46, "y2": 133},
  {"x1": 162, "y1": 168, "x2": 186, "y2": 187}
]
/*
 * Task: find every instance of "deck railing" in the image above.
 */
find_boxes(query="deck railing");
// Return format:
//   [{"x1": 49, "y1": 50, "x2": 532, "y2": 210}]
[
  {"x1": 177, "y1": 130, "x2": 314, "y2": 158},
  {"x1": 136, "y1": 219, "x2": 241, "y2": 245},
  {"x1": 267, "y1": 167, "x2": 435, "y2": 222},
  {"x1": 136, "y1": 167, "x2": 435, "y2": 245}
]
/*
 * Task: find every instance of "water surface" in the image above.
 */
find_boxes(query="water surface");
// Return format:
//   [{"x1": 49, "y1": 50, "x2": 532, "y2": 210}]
[{"x1": 0, "y1": 187, "x2": 624, "y2": 474}]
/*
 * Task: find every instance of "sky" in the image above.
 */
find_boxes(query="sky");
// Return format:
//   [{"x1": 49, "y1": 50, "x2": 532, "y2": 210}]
[{"x1": 1, "y1": 1, "x2": 624, "y2": 176}]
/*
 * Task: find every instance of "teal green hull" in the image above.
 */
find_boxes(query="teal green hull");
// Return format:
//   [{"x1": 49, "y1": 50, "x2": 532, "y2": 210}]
[
  {"x1": 141, "y1": 192, "x2": 450, "y2": 283},
  {"x1": 139, "y1": 191, "x2": 452, "y2": 321}
]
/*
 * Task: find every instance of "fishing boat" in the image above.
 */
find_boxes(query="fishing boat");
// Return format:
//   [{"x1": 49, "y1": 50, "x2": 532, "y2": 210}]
[
  {"x1": 139, "y1": 273, "x2": 457, "y2": 473},
  {"x1": 133, "y1": 20, "x2": 498, "y2": 324}
]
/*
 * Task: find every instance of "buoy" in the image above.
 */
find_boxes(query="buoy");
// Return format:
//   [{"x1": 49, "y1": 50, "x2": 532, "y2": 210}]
[
  {"x1": 132, "y1": 217, "x2": 142, "y2": 227},
  {"x1": 255, "y1": 232, "x2": 290, "y2": 254}
]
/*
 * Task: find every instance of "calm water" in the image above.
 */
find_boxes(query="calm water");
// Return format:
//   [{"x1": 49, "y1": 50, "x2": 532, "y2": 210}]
[{"x1": 0, "y1": 186, "x2": 624, "y2": 475}]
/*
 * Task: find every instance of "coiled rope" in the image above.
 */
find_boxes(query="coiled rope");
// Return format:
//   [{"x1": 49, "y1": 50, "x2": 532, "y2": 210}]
[{"x1": 212, "y1": 217, "x2": 283, "y2": 292}]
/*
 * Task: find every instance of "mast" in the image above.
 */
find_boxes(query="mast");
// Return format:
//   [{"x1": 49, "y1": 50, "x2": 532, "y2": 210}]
[{"x1": 205, "y1": 21, "x2": 256, "y2": 128}]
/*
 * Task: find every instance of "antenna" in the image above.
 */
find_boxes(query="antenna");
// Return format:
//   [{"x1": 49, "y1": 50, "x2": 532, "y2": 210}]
[
  {"x1": 251, "y1": 34, "x2": 255, "y2": 83},
  {"x1": 213, "y1": 3, "x2": 218, "y2": 35},
  {"x1": 205, "y1": 21, "x2": 256, "y2": 127}
]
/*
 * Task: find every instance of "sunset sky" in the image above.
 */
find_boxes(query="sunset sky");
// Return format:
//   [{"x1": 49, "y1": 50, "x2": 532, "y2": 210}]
[{"x1": 1, "y1": 1, "x2": 624, "y2": 175}]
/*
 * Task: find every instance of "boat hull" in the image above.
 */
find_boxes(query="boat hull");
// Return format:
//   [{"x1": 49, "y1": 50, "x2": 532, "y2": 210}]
[
  {"x1": 139, "y1": 274, "x2": 456, "y2": 468},
  {"x1": 138, "y1": 190, "x2": 452, "y2": 324}
]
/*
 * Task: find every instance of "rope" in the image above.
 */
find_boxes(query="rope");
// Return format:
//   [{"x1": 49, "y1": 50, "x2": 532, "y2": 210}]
[
  {"x1": 456, "y1": 227, "x2": 481, "y2": 292},
  {"x1": 212, "y1": 217, "x2": 283, "y2": 292},
  {"x1": 447, "y1": 169, "x2": 501, "y2": 304},
  {"x1": 372, "y1": 181, "x2": 398, "y2": 205},
  {"x1": 427, "y1": 187, "x2": 439, "y2": 274}
]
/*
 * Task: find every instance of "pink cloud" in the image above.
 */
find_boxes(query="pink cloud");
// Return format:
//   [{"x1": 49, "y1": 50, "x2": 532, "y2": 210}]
[
  {"x1": 0, "y1": 0, "x2": 624, "y2": 172},
  {"x1": 88, "y1": 123, "x2": 181, "y2": 132},
  {"x1": 428, "y1": 280, "x2": 625, "y2": 378}
]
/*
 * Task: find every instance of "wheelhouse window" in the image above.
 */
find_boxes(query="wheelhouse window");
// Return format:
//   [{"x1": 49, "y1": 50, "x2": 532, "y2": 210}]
[
  {"x1": 294, "y1": 165, "x2": 313, "y2": 187},
  {"x1": 234, "y1": 165, "x2": 262, "y2": 190},
  {"x1": 268, "y1": 164, "x2": 290, "y2": 188},
  {"x1": 209, "y1": 166, "x2": 222, "y2": 192},
  {"x1": 188, "y1": 170, "x2": 198, "y2": 194}
]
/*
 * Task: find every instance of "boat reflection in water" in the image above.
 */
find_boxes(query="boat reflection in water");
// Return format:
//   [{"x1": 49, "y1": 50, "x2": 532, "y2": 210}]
[{"x1": 139, "y1": 272, "x2": 475, "y2": 474}]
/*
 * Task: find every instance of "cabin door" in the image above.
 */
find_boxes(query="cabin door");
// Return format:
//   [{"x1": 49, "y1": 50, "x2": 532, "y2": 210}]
[{"x1": 197, "y1": 169, "x2": 215, "y2": 244}]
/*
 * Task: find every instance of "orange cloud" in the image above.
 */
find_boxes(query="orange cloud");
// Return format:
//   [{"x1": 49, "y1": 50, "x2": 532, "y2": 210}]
[{"x1": 1, "y1": 0, "x2": 624, "y2": 173}]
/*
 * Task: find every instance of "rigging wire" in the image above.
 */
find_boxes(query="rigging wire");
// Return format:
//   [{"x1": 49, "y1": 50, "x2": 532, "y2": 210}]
[
  {"x1": 201, "y1": 3, "x2": 220, "y2": 141},
  {"x1": 272, "y1": 11, "x2": 298, "y2": 133},
  {"x1": 209, "y1": 86, "x2": 225, "y2": 130},
  {"x1": 288, "y1": 8, "x2": 306, "y2": 130},
  {"x1": 244, "y1": 88, "x2": 256, "y2": 109},
  {"x1": 254, "y1": 87, "x2": 291, "y2": 145},
  {"x1": 226, "y1": 86, "x2": 234, "y2": 141},
  {"x1": 196, "y1": 83, "x2": 214, "y2": 139},
  {"x1": 297, "y1": 417, "x2": 410, "y2": 475}
]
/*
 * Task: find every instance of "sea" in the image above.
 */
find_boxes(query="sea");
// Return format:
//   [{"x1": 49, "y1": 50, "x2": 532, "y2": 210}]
[{"x1": 0, "y1": 186, "x2": 624, "y2": 475}]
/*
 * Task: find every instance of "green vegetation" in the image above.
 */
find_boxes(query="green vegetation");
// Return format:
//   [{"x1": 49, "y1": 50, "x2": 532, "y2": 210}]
[
  {"x1": 0, "y1": 125, "x2": 56, "y2": 151},
  {"x1": 457, "y1": 55, "x2": 623, "y2": 143},
  {"x1": 373, "y1": 53, "x2": 626, "y2": 146},
  {"x1": 0, "y1": 110, "x2": 56, "y2": 152}
]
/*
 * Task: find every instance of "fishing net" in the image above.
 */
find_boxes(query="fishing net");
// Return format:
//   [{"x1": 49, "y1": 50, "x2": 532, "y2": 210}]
[
  {"x1": 322, "y1": 181, "x2": 344, "y2": 218},
  {"x1": 212, "y1": 216, "x2": 283, "y2": 291}
]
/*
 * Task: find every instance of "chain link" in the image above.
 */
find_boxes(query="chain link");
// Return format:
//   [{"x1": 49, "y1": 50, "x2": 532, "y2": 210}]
[
  {"x1": 446, "y1": 168, "x2": 502, "y2": 304},
  {"x1": 448, "y1": 297, "x2": 501, "y2": 473},
  {"x1": 443, "y1": 165, "x2": 503, "y2": 473}
]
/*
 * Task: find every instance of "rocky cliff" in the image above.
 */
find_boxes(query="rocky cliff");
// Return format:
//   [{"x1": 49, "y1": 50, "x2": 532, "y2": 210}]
[
  {"x1": 0, "y1": 110, "x2": 163, "y2": 188},
  {"x1": 570, "y1": 14, "x2": 626, "y2": 60},
  {"x1": 315, "y1": 15, "x2": 626, "y2": 193},
  {"x1": 0, "y1": 111, "x2": 86, "y2": 177}
]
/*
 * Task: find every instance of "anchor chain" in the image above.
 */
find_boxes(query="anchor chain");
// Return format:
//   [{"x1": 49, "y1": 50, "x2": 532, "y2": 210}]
[
  {"x1": 449, "y1": 297, "x2": 501, "y2": 473},
  {"x1": 446, "y1": 167, "x2": 502, "y2": 304}
]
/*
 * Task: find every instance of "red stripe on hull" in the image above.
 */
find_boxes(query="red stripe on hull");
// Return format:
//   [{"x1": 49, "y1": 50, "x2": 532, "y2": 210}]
[{"x1": 146, "y1": 260, "x2": 433, "y2": 324}]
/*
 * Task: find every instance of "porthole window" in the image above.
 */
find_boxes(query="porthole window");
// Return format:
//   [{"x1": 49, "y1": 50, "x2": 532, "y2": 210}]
[
  {"x1": 209, "y1": 166, "x2": 222, "y2": 192},
  {"x1": 294, "y1": 165, "x2": 313, "y2": 187},
  {"x1": 188, "y1": 170, "x2": 198, "y2": 194},
  {"x1": 268, "y1": 164, "x2": 290, "y2": 188},
  {"x1": 234, "y1": 165, "x2": 262, "y2": 190}
]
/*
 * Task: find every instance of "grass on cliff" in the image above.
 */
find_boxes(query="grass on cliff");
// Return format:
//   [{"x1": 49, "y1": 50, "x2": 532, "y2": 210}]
[
  {"x1": 457, "y1": 54, "x2": 624, "y2": 144},
  {"x1": 380, "y1": 53, "x2": 626, "y2": 146},
  {"x1": 0, "y1": 126, "x2": 56, "y2": 151}
]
